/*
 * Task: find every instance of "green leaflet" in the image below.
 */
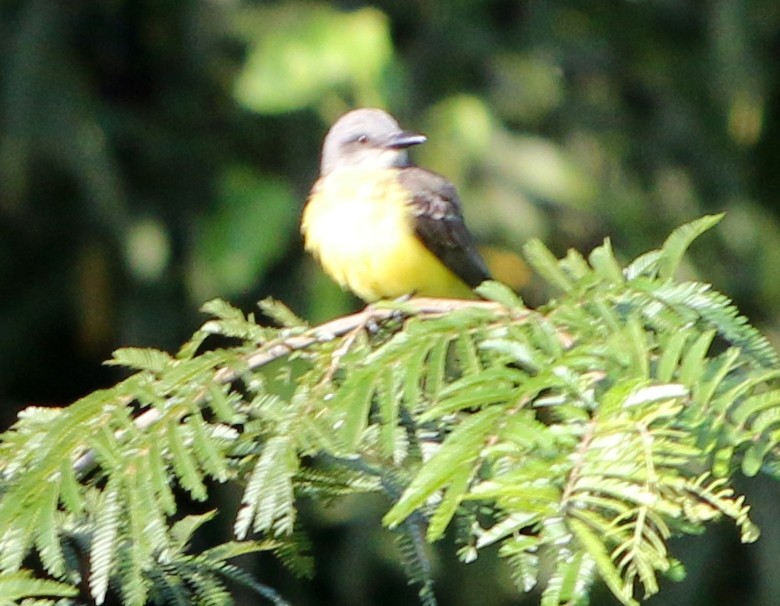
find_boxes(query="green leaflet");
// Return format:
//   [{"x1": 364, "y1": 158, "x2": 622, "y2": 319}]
[{"x1": 383, "y1": 407, "x2": 506, "y2": 528}]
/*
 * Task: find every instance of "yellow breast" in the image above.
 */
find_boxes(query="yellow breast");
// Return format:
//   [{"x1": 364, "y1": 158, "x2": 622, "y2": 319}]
[{"x1": 301, "y1": 168, "x2": 473, "y2": 301}]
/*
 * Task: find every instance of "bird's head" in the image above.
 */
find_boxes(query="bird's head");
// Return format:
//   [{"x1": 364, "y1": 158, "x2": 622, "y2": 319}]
[{"x1": 320, "y1": 108, "x2": 427, "y2": 175}]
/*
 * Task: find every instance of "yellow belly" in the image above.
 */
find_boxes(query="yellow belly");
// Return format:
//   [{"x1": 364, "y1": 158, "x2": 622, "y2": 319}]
[{"x1": 301, "y1": 169, "x2": 474, "y2": 301}]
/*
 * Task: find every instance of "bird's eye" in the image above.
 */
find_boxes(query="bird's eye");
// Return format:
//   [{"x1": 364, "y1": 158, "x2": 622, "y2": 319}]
[{"x1": 356, "y1": 134, "x2": 368, "y2": 144}]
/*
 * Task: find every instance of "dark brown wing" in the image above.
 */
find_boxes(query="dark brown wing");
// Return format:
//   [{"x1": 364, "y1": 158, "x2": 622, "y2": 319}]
[{"x1": 398, "y1": 167, "x2": 491, "y2": 289}]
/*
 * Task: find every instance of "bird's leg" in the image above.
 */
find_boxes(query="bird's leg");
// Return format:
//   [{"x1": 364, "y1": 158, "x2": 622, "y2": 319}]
[{"x1": 364, "y1": 293, "x2": 413, "y2": 334}]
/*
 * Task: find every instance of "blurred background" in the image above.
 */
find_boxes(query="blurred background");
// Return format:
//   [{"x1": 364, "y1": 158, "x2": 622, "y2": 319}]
[{"x1": 2, "y1": 1, "x2": 780, "y2": 605}]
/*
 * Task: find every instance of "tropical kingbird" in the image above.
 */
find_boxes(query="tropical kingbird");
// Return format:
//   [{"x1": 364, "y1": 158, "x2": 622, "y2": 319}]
[{"x1": 301, "y1": 108, "x2": 491, "y2": 302}]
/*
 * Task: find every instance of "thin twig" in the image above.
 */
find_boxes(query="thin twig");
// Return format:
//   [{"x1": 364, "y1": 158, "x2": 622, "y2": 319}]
[{"x1": 73, "y1": 298, "x2": 516, "y2": 475}]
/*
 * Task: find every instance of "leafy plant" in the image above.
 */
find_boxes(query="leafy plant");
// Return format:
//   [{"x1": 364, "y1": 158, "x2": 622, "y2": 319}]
[{"x1": 0, "y1": 215, "x2": 778, "y2": 606}]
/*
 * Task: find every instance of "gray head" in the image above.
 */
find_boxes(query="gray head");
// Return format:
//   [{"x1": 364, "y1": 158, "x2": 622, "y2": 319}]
[{"x1": 319, "y1": 108, "x2": 427, "y2": 175}]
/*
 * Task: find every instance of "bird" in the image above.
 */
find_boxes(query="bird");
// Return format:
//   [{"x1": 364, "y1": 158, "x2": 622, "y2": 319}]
[{"x1": 301, "y1": 108, "x2": 491, "y2": 302}]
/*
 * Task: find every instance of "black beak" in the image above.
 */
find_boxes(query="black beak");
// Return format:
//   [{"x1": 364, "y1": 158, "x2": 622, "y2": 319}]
[{"x1": 385, "y1": 131, "x2": 427, "y2": 149}]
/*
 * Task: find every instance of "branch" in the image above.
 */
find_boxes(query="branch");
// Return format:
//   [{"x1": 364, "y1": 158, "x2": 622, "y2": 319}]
[{"x1": 74, "y1": 298, "x2": 518, "y2": 475}]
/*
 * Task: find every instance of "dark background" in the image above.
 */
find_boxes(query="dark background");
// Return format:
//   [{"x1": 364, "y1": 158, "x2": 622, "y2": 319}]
[{"x1": 3, "y1": 1, "x2": 780, "y2": 604}]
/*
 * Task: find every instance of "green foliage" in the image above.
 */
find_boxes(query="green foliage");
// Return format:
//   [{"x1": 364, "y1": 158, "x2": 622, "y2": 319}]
[
  {"x1": 233, "y1": 5, "x2": 392, "y2": 114},
  {"x1": 0, "y1": 217, "x2": 779, "y2": 606},
  {"x1": 190, "y1": 168, "x2": 299, "y2": 301}
]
